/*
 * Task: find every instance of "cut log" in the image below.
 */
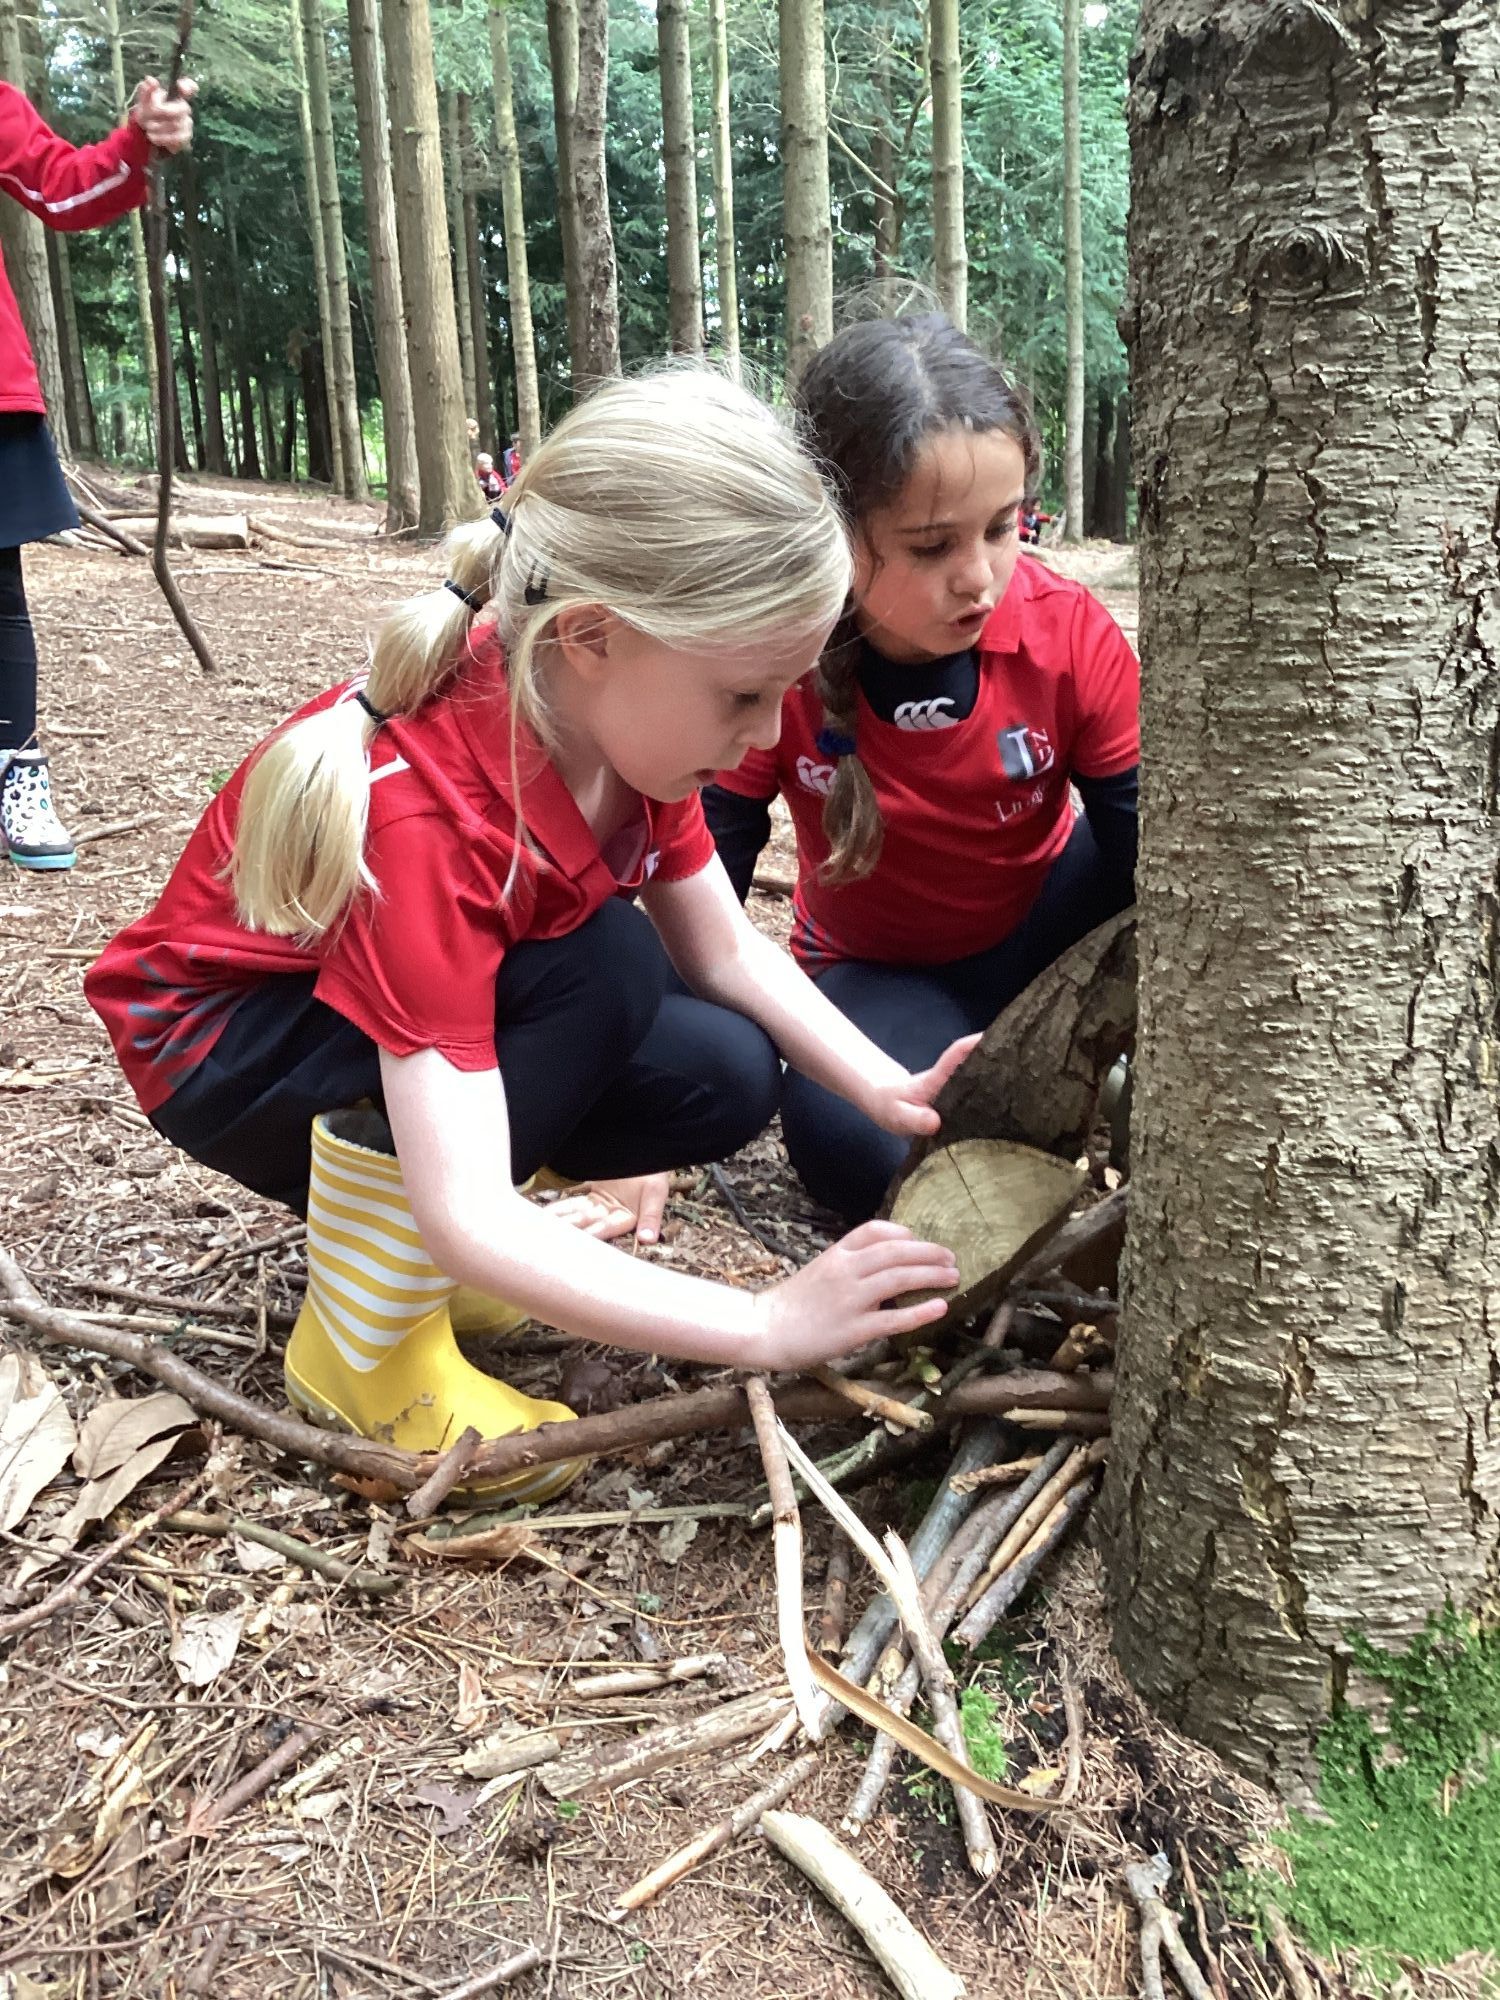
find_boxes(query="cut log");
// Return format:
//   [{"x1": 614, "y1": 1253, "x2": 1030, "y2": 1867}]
[
  {"x1": 537, "y1": 1687, "x2": 787, "y2": 1800},
  {"x1": 888, "y1": 1140, "x2": 1087, "y2": 1324},
  {"x1": 114, "y1": 513, "x2": 250, "y2": 551}
]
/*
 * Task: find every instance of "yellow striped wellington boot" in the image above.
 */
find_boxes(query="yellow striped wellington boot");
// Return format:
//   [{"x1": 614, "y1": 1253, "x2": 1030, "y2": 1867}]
[{"x1": 284, "y1": 1110, "x2": 584, "y2": 1501}]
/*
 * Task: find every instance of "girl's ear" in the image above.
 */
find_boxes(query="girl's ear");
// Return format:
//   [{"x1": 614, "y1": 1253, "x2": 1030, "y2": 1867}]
[{"x1": 551, "y1": 604, "x2": 618, "y2": 682}]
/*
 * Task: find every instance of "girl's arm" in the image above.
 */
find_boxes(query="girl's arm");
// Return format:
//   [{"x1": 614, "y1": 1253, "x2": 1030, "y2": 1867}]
[
  {"x1": 380, "y1": 1046, "x2": 960, "y2": 1371},
  {"x1": 0, "y1": 79, "x2": 193, "y2": 235},
  {"x1": 640, "y1": 857, "x2": 975, "y2": 1138}
]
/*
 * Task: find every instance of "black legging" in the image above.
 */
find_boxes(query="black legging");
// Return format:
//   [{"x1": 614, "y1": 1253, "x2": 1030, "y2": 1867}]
[
  {"x1": 0, "y1": 547, "x2": 37, "y2": 751},
  {"x1": 151, "y1": 896, "x2": 783, "y2": 1216},
  {"x1": 782, "y1": 815, "x2": 1131, "y2": 1221}
]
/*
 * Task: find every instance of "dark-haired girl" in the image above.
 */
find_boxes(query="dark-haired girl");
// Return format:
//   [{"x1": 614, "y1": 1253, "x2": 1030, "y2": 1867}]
[{"x1": 705, "y1": 314, "x2": 1139, "y2": 1221}]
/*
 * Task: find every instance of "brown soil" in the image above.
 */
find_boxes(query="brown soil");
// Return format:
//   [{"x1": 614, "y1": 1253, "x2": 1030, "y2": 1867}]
[{"x1": 0, "y1": 492, "x2": 1313, "y2": 1999}]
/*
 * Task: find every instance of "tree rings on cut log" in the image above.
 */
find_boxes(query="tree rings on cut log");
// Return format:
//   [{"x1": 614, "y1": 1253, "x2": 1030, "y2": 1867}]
[{"x1": 888, "y1": 1140, "x2": 1087, "y2": 1325}]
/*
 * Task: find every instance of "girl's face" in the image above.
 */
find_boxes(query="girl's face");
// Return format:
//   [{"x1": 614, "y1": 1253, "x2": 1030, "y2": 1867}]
[
  {"x1": 852, "y1": 428, "x2": 1029, "y2": 665},
  {"x1": 557, "y1": 616, "x2": 833, "y2": 800}
]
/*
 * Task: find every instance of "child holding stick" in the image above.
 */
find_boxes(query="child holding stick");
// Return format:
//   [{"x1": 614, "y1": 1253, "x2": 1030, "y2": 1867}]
[
  {"x1": 87, "y1": 372, "x2": 970, "y2": 1495},
  {"x1": 706, "y1": 314, "x2": 1140, "y2": 1221}
]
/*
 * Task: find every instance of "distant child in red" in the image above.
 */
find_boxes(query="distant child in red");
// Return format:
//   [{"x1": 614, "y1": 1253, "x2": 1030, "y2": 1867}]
[{"x1": 706, "y1": 315, "x2": 1139, "y2": 1220}]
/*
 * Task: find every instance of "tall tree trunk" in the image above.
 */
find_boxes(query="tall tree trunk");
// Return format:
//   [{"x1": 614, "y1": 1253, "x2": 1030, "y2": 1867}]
[
  {"x1": 380, "y1": 0, "x2": 482, "y2": 531},
  {"x1": 348, "y1": 0, "x2": 419, "y2": 529},
  {"x1": 302, "y1": 0, "x2": 367, "y2": 499},
  {"x1": 487, "y1": 0, "x2": 542, "y2": 456},
  {"x1": 109, "y1": 355, "x2": 127, "y2": 457},
  {"x1": 1107, "y1": 388, "x2": 1130, "y2": 543},
  {"x1": 443, "y1": 89, "x2": 478, "y2": 422},
  {"x1": 291, "y1": 0, "x2": 344, "y2": 493},
  {"x1": 16, "y1": 0, "x2": 95, "y2": 454},
  {"x1": 571, "y1": 0, "x2": 620, "y2": 386},
  {"x1": 297, "y1": 334, "x2": 334, "y2": 483},
  {"x1": 872, "y1": 12, "x2": 898, "y2": 286},
  {"x1": 181, "y1": 154, "x2": 228, "y2": 474},
  {"x1": 281, "y1": 383, "x2": 299, "y2": 480},
  {"x1": 546, "y1": 0, "x2": 586, "y2": 392},
  {"x1": 1091, "y1": 386, "x2": 1115, "y2": 540},
  {"x1": 1099, "y1": 0, "x2": 1500, "y2": 1794},
  {"x1": 706, "y1": 0, "x2": 739, "y2": 378},
  {"x1": 260, "y1": 376, "x2": 278, "y2": 476},
  {"x1": 230, "y1": 307, "x2": 263, "y2": 482},
  {"x1": 0, "y1": 2, "x2": 69, "y2": 452},
  {"x1": 1061, "y1": 0, "x2": 1085, "y2": 541},
  {"x1": 102, "y1": 0, "x2": 156, "y2": 451},
  {"x1": 779, "y1": 0, "x2": 832, "y2": 387},
  {"x1": 457, "y1": 95, "x2": 494, "y2": 455},
  {"x1": 928, "y1": 0, "x2": 966, "y2": 330},
  {"x1": 220, "y1": 160, "x2": 264, "y2": 485},
  {"x1": 1082, "y1": 383, "x2": 1099, "y2": 537},
  {"x1": 170, "y1": 219, "x2": 205, "y2": 468},
  {"x1": 657, "y1": 0, "x2": 703, "y2": 356}
]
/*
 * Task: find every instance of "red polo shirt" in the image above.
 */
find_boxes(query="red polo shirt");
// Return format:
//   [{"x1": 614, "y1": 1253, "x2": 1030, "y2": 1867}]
[
  {"x1": 86, "y1": 631, "x2": 715, "y2": 1112},
  {"x1": 713, "y1": 556, "x2": 1138, "y2": 969}
]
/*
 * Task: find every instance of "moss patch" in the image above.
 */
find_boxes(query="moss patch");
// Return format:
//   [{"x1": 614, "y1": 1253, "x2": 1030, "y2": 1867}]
[{"x1": 1254, "y1": 1609, "x2": 1500, "y2": 1971}]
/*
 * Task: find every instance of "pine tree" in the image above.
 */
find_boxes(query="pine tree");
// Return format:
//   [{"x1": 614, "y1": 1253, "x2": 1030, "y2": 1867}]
[
  {"x1": 486, "y1": 0, "x2": 541, "y2": 455},
  {"x1": 657, "y1": 0, "x2": 703, "y2": 356},
  {"x1": 779, "y1": 0, "x2": 832, "y2": 386}
]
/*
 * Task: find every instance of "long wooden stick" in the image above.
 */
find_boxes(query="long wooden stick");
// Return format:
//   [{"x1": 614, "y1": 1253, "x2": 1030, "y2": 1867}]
[
  {"x1": 745, "y1": 1377, "x2": 824, "y2": 1740},
  {"x1": 606, "y1": 1748, "x2": 821, "y2": 1918},
  {"x1": 0, "y1": 1468, "x2": 207, "y2": 1645}
]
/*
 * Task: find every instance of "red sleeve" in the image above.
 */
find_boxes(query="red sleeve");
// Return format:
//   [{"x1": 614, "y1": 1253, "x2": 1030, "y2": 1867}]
[
  {"x1": 711, "y1": 744, "x2": 780, "y2": 799},
  {"x1": 312, "y1": 813, "x2": 521, "y2": 1069},
  {"x1": 0, "y1": 85, "x2": 151, "y2": 234},
  {"x1": 1069, "y1": 591, "x2": 1140, "y2": 779},
  {"x1": 649, "y1": 790, "x2": 716, "y2": 884}
]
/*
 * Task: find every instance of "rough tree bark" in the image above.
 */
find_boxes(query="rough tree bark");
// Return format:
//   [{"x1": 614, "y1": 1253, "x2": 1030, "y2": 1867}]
[
  {"x1": 657, "y1": 0, "x2": 703, "y2": 356},
  {"x1": 180, "y1": 152, "x2": 227, "y2": 474},
  {"x1": 220, "y1": 160, "x2": 261, "y2": 482},
  {"x1": 779, "y1": 0, "x2": 832, "y2": 387},
  {"x1": 457, "y1": 94, "x2": 494, "y2": 455},
  {"x1": 487, "y1": 0, "x2": 541, "y2": 455},
  {"x1": 17, "y1": 0, "x2": 95, "y2": 454},
  {"x1": 570, "y1": 0, "x2": 620, "y2": 386},
  {"x1": 291, "y1": 0, "x2": 343, "y2": 492},
  {"x1": 348, "y1": 0, "x2": 419, "y2": 529},
  {"x1": 102, "y1": 0, "x2": 155, "y2": 450},
  {"x1": 706, "y1": 0, "x2": 738, "y2": 376},
  {"x1": 302, "y1": 0, "x2": 366, "y2": 499},
  {"x1": 1061, "y1": 0, "x2": 1084, "y2": 541},
  {"x1": 545, "y1": 0, "x2": 586, "y2": 393},
  {"x1": 1098, "y1": 0, "x2": 1500, "y2": 1795},
  {"x1": 443, "y1": 89, "x2": 478, "y2": 423},
  {"x1": 0, "y1": 1, "x2": 69, "y2": 453},
  {"x1": 928, "y1": 0, "x2": 966, "y2": 331},
  {"x1": 380, "y1": 0, "x2": 482, "y2": 531}
]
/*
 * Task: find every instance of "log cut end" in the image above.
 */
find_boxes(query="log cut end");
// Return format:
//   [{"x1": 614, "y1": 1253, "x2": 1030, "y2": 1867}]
[{"x1": 889, "y1": 1140, "x2": 1088, "y2": 1325}]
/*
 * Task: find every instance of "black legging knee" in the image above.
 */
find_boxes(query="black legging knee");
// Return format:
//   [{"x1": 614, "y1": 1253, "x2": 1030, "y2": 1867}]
[{"x1": 0, "y1": 547, "x2": 38, "y2": 752}]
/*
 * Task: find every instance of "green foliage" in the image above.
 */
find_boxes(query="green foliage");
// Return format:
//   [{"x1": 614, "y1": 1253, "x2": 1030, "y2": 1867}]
[
  {"x1": 1242, "y1": 1609, "x2": 1500, "y2": 1972},
  {"x1": 958, "y1": 1683, "x2": 1009, "y2": 1782}
]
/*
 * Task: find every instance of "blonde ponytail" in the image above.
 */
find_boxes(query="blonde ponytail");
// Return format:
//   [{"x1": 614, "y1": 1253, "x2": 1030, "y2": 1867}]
[{"x1": 231, "y1": 516, "x2": 505, "y2": 938}]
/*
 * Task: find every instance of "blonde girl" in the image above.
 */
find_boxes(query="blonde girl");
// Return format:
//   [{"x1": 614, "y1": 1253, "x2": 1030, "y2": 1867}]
[{"x1": 87, "y1": 371, "x2": 971, "y2": 1495}]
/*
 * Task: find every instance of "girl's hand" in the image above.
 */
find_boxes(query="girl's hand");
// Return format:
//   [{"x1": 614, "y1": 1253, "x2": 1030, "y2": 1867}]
[
  {"x1": 543, "y1": 1171, "x2": 672, "y2": 1246},
  {"x1": 130, "y1": 77, "x2": 197, "y2": 154},
  {"x1": 861, "y1": 1032, "x2": 981, "y2": 1137},
  {"x1": 750, "y1": 1220, "x2": 959, "y2": 1371}
]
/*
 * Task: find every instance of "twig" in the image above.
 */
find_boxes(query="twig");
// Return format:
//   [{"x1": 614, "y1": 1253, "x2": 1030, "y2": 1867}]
[
  {"x1": 950, "y1": 1480, "x2": 1097, "y2": 1651},
  {"x1": 1002, "y1": 1408, "x2": 1111, "y2": 1436},
  {"x1": 1264, "y1": 1908, "x2": 1317, "y2": 2000},
  {"x1": 708, "y1": 1164, "x2": 804, "y2": 1263},
  {"x1": 0, "y1": 1468, "x2": 207, "y2": 1645},
  {"x1": 570, "y1": 1654, "x2": 722, "y2": 1698},
  {"x1": 1176, "y1": 1840, "x2": 1230, "y2": 2000},
  {"x1": 1123, "y1": 1852, "x2": 1216, "y2": 2000},
  {"x1": 760, "y1": 1812, "x2": 966, "y2": 2000},
  {"x1": 74, "y1": 811, "x2": 164, "y2": 847},
  {"x1": 429, "y1": 1946, "x2": 544, "y2": 2000},
  {"x1": 73, "y1": 501, "x2": 147, "y2": 556},
  {"x1": 606, "y1": 1749, "x2": 821, "y2": 1918},
  {"x1": 159, "y1": 1511, "x2": 401, "y2": 1596},
  {"x1": 960, "y1": 1444, "x2": 1093, "y2": 1608},
  {"x1": 183, "y1": 1919, "x2": 234, "y2": 1997},
  {"x1": 745, "y1": 1377, "x2": 824, "y2": 1741},
  {"x1": 56, "y1": 1276, "x2": 267, "y2": 1320},
  {"x1": 405, "y1": 1426, "x2": 482, "y2": 1519},
  {"x1": 809, "y1": 1365, "x2": 933, "y2": 1432},
  {"x1": 180, "y1": 1718, "x2": 328, "y2": 1839},
  {"x1": 1059, "y1": 1672, "x2": 1086, "y2": 1805},
  {"x1": 819, "y1": 1540, "x2": 850, "y2": 1657},
  {"x1": 950, "y1": 1453, "x2": 1045, "y2": 1494}
]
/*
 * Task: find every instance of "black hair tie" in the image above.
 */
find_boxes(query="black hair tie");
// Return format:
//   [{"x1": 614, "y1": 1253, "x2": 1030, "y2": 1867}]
[
  {"x1": 445, "y1": 578, "x2": 484, "y2": 612},
  {"x1": 354, "y1": 688, "x2": 390, "y2": 727},
  {"x1": 816, "y1": 727, "x2": 857, "y2": 759},
  {"x1": 491, "y1": 505, "x2": 511, "y2": 536}
]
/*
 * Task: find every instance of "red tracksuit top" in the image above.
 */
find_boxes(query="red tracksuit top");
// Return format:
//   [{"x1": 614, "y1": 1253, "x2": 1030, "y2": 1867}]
[
  {"x1": 0, "y1": 83, "x2": 152, "y2": 415},
  {"x1": 713, "y1": 556, "x2": 1140, "y2": 969}
]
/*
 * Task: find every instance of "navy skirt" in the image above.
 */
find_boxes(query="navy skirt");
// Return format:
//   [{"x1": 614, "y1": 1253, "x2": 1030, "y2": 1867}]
[{"x1": 0, "y1": 412, "x2": 78, "y2": 548}]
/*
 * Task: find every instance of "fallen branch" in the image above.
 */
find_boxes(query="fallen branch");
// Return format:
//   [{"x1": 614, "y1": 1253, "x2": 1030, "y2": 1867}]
[
  {"x1": 1264, "y1": 1908, "x2": 1317, "y2": 2000},
  {"x1": 405, "y1": 1427, "x2": 482, "y2": 1519},
  {"x1": 606, "y1": 1748, "x2": 821, "y2": 1919},
  {"x1": 570, "y1": 1653, "x2": 721, "y2": 1699},
  {"x1": 819, "y1": 1541, "x2": 850, "y2": 1657},
  {"x1": 73, "y1": 811, "x2": 164, "y2": 847},
  {"x1": 745, "y1": 1378, "x2": 824, "y2": 1740},
  {"x1": 73, "y1": 501, "x2": 148, "y2": 557},
  {"x1": 1059, "y1": 1671, "x2": 1086, "y2": 1805},
  {"x1": 180, "y1": 1717, "x2": 328, "y2": 1841},
  {"x1": 537, "y1": 1687, "x2": 789, "y2": 1800},
  {"x1": 950, "y1": 1479, "x2": 1097, "y2": 1651},
  {"x1": 749, "y1": 866, "x2": 797, "y2": 898},
  {"x1": 158, "y1": 1510, "x2": 399, "y2": 1596},
  {"x1": 809, "y1": 1365, "x2": 932, "y2": 1432},
  {"x1": 429, "y1": 1945, "x2": 544, "y2": 2000},
  {"x1": 760, "y1": 1812, "x2": 966, "y2": 2000},
  {"x1": 0, "y1": 1468, "x2": 207, "y2": 1645},
  {"x1": 1123, "y1": 1852, "x2": 1216, "y2": 2000}
]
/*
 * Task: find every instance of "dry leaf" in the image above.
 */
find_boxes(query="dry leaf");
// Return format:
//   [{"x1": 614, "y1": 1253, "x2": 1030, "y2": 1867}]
[
  {"x1": 364, "y1": 1515, "x2": 395, "y2": 1571},
  {"x1": 657, "y1": 1517, "x2": 699, "y2": 1565},
  {"x1": 230, "y1": 1534, "x2": 284, "y2": 1575},
  {"x1": 454, "y1": 1662, "x2": 486, "y2": 1735},
  {"x1": 50, "y1": 1430, "x2": 185, "y2": 1550},
  {"x1": 74, "y1": 1392, "x2": 196, "y2": 1480},
  {"x1": 43, "y1": 1724, "x2": 157, "y2": 1877},
  {"x1": 0, "y1": 1351, "x2": 76, "y2": 1532},
  {"x1": 169, "y1": 1607, "x2": 246, "y2": 1688},
  {"x1": 407, "y1": 1523, "x2": 540, "y2": 1563},
  {"x1": 411, "y1": 1779, "x2": 481, "y2": 1835},
  {"x1": 331, "y1": 1472, "x2": 405, "y2": 1502},
  {"x1": 1016, "y1": 1764, "x2": 1063, "y2": 1796}
]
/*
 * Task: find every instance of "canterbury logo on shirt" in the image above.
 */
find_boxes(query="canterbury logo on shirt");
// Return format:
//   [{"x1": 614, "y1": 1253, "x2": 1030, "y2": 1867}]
[
  {"x1": 893, "y1": 697, "x2": 961, "y2": 732},
  {"x1": 795, "y1": 756, "x2": 836, "y2": 797},
  {"x1": 997, "y1": 723, "x2": 1055, "y2": 780}
]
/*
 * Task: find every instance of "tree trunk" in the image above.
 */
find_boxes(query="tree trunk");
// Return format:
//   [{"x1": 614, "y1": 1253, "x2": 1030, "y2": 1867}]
[
  {"x1": 348, "y1": 0, "x2": 419, "y2": 529},
  {"x1": 571, "y1": 0, "x2": 620, "y2": 386},
  {"x1": 457, "y1": 93, "x2": 494, "y2": 456},
  {"x1": 1061, "y1": 0, "x2": 1085, "y2": 542},
  {"x1": 443, "y1": 89, "x2": 478, "y2": 423},
  {"x1": 706, "y1": 0, "x2": 739, "y2": 378},
  {"x1": 546, "y1": 0, "x2": 586, "y2": 393},
  {"x1": 291, "y1": 0, "x2": 343, "y2": 494},
  {"x1": 101, "y1": 0, "x2": 156, "y2": 451},
  {"x1": 779, "y1": 0, "x2": 832, "y2": 387},
  {"x1": 1099, "y1": 0, "x2": 1500, "y2": 1795},
  {"x1": 16, "y1": 0, "x2": 95, "y2": 455},
  {"x1": 928, "y1": 0, "x2": 966, "y2": 331},
  {"x1": 381, "y1": 0, "x2": 482, "y2": 531},
  {"x1": 657, "y1": 0, "x2": 703, "y2": 356},
  {"x1": 302, "y1": 0, "x2": 366, "y2": 499},
  {"x1": 872, "y1": 13, "x2": 899, "y2": 286},
  {"x1": 298, "y1": 336, "x2": 333, "y2": 484},
  {"x1": 1090, "y1": 387, "x2": 1115, "y2": 542},
  {"x1": 1107, "y1": 388, "x2": 1130, "y2": 543},
  {"x1": 0, "y1": 1, "x2": 69, "y2": 452},
  {"x1": 232, "y1": 325, "x2": 262, "y2": 482},
  {"x1": 181, "y1": 154, "x2": 228, "y2": 474},
  {"x1": 170, "y1": 222, "x2": 205, "y2": 468},
  {"x1": 260, "y1": 377, "x2": 278, "y2": 475},
  {"x1": 109, "y1": 355, "x2": 126, "y2": 457},
  {"x1": 487, "y1": 0, "x2": 542, "y2": 456},
  {"x1": 281, "y1": 383, "x2": 299, "y2": 480}
]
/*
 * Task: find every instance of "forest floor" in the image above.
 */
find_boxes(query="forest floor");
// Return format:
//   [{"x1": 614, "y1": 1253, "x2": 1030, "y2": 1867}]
[{"x1": 0, "y1": 478, "x2": 1474, "y2": 2000}]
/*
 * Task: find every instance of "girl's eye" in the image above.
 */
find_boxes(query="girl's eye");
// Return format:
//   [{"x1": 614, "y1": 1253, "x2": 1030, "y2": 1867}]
[
  {"x1": 988, "y1": 516, "x2": 1017, "y2": 541},
  {"x1": 730, "y1": 691, "x2": 763, "y2": 711},
  {"x1": 908, "y1": 542, "x2": 949, "y2": 562}
]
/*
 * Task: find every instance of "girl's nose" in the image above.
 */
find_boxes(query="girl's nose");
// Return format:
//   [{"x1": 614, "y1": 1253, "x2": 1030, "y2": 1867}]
[
  {"x1": 746, "y1": 707, "x2": 782, "y2": 754},
  {"x1": 951, "y1": 544, "x2": 993, "y2": 597}
]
